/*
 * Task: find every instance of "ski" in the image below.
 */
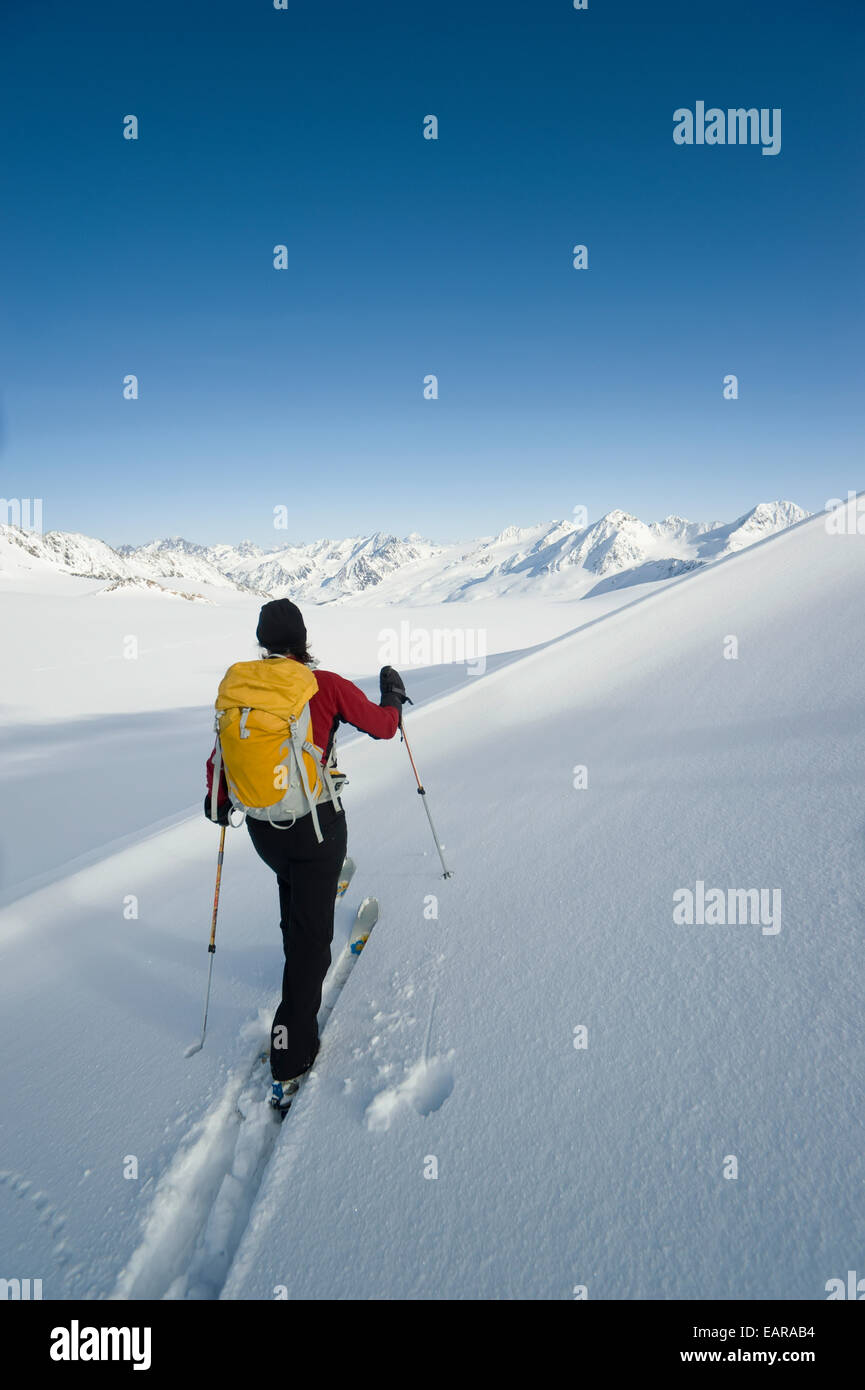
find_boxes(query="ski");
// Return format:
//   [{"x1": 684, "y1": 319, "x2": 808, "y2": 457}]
[
  {"x1": 321, "y1": 894, "x2": 378, "y2": 1020},
  {"x1": 336, "y1": 854, "x2": 356, "y2": 899},
  {"x1": 269, "y1": 895, "x2": 379, "y2": 1119}
]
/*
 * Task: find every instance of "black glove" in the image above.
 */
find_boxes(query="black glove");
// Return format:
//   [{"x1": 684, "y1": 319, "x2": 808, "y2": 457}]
[
  {"x1": 379, "y1": 666, "x2": 412, "y2": 710},
  {"x1": 204, "y1": 794, "x2": 231, "y2": 827}
]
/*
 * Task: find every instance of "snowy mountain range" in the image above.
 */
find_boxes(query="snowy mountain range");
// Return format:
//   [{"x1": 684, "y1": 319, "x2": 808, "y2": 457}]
[{"x1": 0, "y1": 500, "x2": 809, "y2": 604}]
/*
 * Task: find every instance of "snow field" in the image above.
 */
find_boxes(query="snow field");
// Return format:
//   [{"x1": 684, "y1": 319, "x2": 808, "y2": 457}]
[{"x1": 0, "y1": 508, "x2": 862, "y2": 1299}]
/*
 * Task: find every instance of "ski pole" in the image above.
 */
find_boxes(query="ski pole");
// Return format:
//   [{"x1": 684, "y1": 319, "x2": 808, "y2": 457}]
[
  {"x1": 400, "y1": 719, "x2": 453, "y2": 879},
  {"x1": 184, "y1": 823, "x2": 226, "y2": 1056}
]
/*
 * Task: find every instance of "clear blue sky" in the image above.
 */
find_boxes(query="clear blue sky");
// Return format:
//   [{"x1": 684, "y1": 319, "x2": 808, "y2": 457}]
[{"x1": 1, "y1": 0, "x2": 862, "y2": 547}]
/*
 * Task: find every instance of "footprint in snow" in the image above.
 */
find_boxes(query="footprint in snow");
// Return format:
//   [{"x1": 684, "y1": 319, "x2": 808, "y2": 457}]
[{"x1": 364, "y1": 1056, "x2": 454, "y2": 1132}]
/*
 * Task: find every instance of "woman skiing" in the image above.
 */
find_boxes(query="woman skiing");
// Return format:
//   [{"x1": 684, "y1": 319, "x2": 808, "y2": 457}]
[{"x1": 205, "y1": 598, "x2": 409, "y2": 1112}]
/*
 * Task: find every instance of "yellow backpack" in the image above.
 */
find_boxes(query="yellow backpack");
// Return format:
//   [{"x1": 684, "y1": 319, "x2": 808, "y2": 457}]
[{"x1": 210, "y1": 656, "x2": 342, "y2": 841}]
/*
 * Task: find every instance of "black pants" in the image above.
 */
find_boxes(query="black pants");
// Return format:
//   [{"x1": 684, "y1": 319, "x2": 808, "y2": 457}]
[{"x1": 246, "y1": 801, "x2": 347, "y2": 1081}]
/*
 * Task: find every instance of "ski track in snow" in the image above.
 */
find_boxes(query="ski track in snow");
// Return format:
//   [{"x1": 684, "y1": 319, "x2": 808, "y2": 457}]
[
  {"x1": 0, "y1": 1169, "x2": 71, "y2": 1271},
  {"x1": 110, "y1": 1016, "x2": 272, "y2": 1301},
  {"x1": 113, "y1": 938, "x2": 456, "y2": 1297},
  {"x1": 112, "y1": 912, "x2": 397, "y2": 1300}
]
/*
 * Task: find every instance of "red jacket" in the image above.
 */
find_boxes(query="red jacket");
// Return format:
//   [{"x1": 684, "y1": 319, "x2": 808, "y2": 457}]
[{"x1": 206, "y1": 665, "x2": 400, "y2": 810}]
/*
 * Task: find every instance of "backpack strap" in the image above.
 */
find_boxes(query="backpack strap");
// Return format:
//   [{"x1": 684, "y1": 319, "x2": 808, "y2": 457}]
[
  {"x1": 322, "y1": 747, "x2": 345, "y2": 815},
  {"x1": 289, "y1": 717, "x2": 324, "y2": 843},
  {"x1": 210, "y1": 718, "x2": 223, "y2": 824}
]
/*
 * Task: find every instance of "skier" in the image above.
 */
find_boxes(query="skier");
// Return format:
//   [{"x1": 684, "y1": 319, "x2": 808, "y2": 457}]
[{"x1": 205, "y1": 598, "x2": 410, "y2": 1110}]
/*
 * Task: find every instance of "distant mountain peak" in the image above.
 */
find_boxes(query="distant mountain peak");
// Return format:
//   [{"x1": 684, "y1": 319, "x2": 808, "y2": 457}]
[{"x1": 0, "y1": 500, "x2": 810, "y2": 605}]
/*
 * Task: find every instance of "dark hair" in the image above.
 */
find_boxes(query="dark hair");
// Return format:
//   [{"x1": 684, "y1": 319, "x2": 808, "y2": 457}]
[{"x1": 260, "y1": 641, "x2": 317, "y2": 668}]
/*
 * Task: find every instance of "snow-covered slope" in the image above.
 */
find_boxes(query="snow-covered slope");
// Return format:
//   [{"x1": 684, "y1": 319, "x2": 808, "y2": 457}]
[
  {"x1": 0, "y1": 502, "x2": 861, "y2": 1301},
  {"x1": 214, "y1": 504, "x2": 864, "y2": 1301}
]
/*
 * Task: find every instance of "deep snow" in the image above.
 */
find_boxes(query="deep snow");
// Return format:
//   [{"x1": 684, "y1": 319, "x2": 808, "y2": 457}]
[{"x1": 0, "y1": 504, "x2": 863, "y2": 1300}]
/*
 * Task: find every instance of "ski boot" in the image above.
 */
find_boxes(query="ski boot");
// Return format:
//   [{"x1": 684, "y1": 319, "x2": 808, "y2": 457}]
[{"x1": 269, "y1": 1076, "x2": 300, "y2": 1119}]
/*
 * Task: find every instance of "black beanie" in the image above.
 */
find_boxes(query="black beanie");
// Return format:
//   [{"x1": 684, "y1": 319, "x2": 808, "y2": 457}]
[{"x1": 256, "y1": 599, "x2": 307, "y2": 653}]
